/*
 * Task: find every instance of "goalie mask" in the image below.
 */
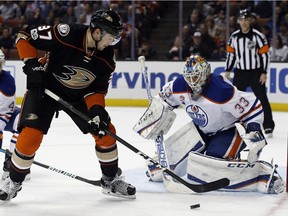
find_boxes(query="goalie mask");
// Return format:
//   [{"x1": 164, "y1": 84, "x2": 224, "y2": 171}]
[
  {"x1": 90, "y1": 9, "x2": 123, "y2": 45},
  {"x1": 0, "y1": 49, "x2": 5, "y2": 72},
  {"x1": 182, "y1": 55, "x2": 211, "y2": 99}
]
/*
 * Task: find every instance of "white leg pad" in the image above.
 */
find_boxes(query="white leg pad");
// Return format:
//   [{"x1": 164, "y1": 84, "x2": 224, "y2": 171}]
[
  {"x1": 164, "y1": 121, "x2": 205, "y2": 177},
  {"x1": 187, "y1": 152, "x2": 279, "y2": 193}
]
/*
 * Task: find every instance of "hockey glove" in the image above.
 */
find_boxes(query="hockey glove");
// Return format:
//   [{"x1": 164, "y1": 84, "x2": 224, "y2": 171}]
[
  {"x1": 88, "y1": 105, "x2": 110, "y2": 138},
  {"x1": 23, "y1": 58, "x2": 46, "y2": 96}
]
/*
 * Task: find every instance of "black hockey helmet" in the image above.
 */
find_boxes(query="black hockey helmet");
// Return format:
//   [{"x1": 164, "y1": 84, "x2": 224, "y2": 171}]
[
  {"x1": 239, "y1": 9, "x2": 251, "y2": 19},
  {"x1": 90, "y1": 9, "x2": 123, "y2": 38}
]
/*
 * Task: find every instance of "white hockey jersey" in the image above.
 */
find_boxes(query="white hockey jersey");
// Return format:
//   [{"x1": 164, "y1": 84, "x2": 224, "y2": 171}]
[
  {"x1": 158, "y1": 74, "x2": 263, "y2": 134},
  {"x1": 0, "y1": 70, "x2": 16, "y2": 131}
]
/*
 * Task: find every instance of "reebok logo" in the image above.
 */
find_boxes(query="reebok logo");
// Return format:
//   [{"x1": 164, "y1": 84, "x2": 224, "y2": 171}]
[{"x1": 25, "y1": 113, "x2": 39, "y2": 120}]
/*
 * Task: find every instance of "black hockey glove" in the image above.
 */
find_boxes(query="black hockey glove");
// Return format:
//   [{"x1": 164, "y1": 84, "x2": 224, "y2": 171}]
[
  {"x1": 23, "y1": 58, "x2": 46, "y2": 97},
  {"x1": 88, "y1": 105, "x2": 110, "y2": 138}
]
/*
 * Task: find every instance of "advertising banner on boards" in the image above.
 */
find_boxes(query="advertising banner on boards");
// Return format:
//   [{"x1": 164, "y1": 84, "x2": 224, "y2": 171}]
[{"x1": 5, "y1": 61, "x2": 288, "y2": 111}]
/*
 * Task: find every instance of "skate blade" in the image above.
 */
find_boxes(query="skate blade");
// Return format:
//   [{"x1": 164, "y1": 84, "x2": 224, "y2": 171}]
[{"x1": 102, "y1": 189, "x2": 136, "y2": 199}]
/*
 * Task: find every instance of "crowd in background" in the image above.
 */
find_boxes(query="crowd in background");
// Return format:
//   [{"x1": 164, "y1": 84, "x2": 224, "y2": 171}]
[{"x1": 0, "y1": 0, "x2": 288, "y2": 61}]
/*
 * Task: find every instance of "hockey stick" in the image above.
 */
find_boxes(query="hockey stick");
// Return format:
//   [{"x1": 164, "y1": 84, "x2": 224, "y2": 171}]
[
  {"x1": 44, "y1": 89, "x2": 230, "y2": 193},
  {"x1": 138, "y1": 56, "x2": 152, "y2": 101},
  {"x1": 0, "y1": 148, "x2": 121, "y2": 186},
  {"x1": 138, "y1": 56, "x2": 169, "y2": 169}
]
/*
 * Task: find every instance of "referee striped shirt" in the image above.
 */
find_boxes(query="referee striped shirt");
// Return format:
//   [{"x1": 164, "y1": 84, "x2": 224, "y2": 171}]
[{"x1": 225, "y1": 28, "x2": 270, "y2": 74}]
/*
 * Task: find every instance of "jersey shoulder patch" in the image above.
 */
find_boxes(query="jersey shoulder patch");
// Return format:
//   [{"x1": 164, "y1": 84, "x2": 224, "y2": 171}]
[
  {"x1": 57, "y1": 24, "x2": 70, "y2": 36},
  {"x1": 202, "y1": 74, "x2": 234, "y2": 103},
  {"x1": 172, "y1": 75, "x2": 191, "y2": 94},
  {"x1": 0, "y1": 71, "x2": 16, "y2": 96}
]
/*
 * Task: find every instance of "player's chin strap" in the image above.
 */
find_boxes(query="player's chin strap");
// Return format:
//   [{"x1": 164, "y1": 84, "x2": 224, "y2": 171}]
[{"x1": 44, "y1": 88, "x2": 229, "y2": 193}]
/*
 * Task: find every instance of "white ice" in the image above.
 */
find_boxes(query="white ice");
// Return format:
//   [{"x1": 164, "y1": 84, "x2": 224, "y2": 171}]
[{"x1": 0, "y1": 107, "x2": 287, "y2": 216}]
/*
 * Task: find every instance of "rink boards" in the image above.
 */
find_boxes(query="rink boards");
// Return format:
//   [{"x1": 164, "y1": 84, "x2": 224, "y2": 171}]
[{"x1": 5, "y1": 60, "x2": 288, "y2": 111}]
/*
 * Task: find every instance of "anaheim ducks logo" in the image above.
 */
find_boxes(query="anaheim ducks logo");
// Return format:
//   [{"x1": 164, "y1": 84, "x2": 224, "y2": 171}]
[{"x1": 53, "y1": 66, "x2": 96, "y2": 89}]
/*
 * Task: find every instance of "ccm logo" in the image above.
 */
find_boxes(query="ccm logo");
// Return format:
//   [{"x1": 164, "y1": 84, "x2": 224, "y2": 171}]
[{"x1": 227, "y1": 163, "x2": 255, "y2": 168}]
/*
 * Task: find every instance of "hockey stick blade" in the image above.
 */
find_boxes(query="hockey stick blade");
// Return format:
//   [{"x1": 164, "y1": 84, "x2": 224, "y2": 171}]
[
  {"x1": 44, "y1": 89, "x2": 230, "y2": 193},
  {"x1": 0, "y1": 148, "x2": 121, "y2": 187}
]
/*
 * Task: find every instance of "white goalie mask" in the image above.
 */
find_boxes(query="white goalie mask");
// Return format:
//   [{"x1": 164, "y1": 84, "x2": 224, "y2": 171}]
[
  {"x1": 182, "y1": 55, "x2": 211, "y2": 99},
  {"x1": 0, "y1": 49, "x2": 5, "y2": 72}
]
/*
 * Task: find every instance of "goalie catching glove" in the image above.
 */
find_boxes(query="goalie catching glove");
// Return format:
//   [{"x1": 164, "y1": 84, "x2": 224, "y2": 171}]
[
  {"x1": 243, "y1": 131, "x2": 267, "y2": 163},
  {"x1": 88, "y1": 105, "x2": 110, "y2": 137}
]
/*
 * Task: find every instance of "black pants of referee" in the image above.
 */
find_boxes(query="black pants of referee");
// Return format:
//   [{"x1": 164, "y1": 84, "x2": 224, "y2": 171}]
[{"x1": 233, "y1": 69, "x2": 275, "y2": 132}]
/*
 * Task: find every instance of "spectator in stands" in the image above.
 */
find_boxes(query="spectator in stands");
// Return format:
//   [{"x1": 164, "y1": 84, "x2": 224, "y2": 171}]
[
  {"x1": 214, "y1": 9, "x2": 226, "y2": 31},
  {"x1": 138, "y1": 39, "x2": 156, "y2": 60},
  {"x1": 26, "y1": 7, "x2": 46, "y2": 26},
  {"x1": 79, "y1": 2, "x2": 94, "y2": 26},
  {"x1": 278, "y1": 22, "x2": 288, "y2": 45},
  {"x1": 198, "y1": 23, "x2": 217, "y2": 54},
  {"x1": 61, "y1": 5, "x2": 77, "y2": 25},
  {"x1": 260, "y1": 25, "x2": 272, "y2": 45},
  {"x1": 254, "y1": 0, "x2": 272, "y2": 26},
  {"x1": 166, "y1": 36, "x2": 180, "y2": 60},
  {"x1": 211, "y1": 44, "x2": 226, "y2": 60},
  {"x1": 11, "y1": 15, "x2": 26, "y2": 39},
  {"x1": 269, "y1": 34, "x2": 288, "y2": 61},
  {"x1": 182, "y1": 24, "x2": 191, "y2": 48},
  {"x1": 39, "y1": 0, "x2": 53, "y2": 19},
  {"x1": 187, "y1": 9, "x2": 201, "y2": 36},
  {"x1": 204, "y1": 15, "x2": 217, "y2": 40},
  {"x1": 0, "y1": 1, "x2": 21, "y2": 21},
  {"x1": 119, "y1": 22, "x2": 141, "y2": 60},
  {"x1": 0, "y1": 27, "x2": 14, "y2": 52},
  {"x1": 182, "y1": 31, "x2": 211, "y2": 60}
]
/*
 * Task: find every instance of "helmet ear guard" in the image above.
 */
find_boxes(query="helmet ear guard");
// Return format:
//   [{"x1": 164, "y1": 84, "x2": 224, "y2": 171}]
[{"x1": 182, "y1": 55, "x2": 211, "y2": 98}]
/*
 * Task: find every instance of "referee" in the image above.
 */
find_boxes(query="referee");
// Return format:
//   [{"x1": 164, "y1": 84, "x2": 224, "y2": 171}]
[{"x1": 225, "y1": 9, "x2": 274, "y2": 137}]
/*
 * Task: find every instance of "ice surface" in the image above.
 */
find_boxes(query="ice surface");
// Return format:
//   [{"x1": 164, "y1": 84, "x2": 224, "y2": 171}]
[{"x1": 0, "y1": 107, "x2": 287, "y2": 216}]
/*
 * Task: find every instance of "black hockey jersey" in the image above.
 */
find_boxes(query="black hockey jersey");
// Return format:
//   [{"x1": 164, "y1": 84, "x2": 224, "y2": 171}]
[{"x1": 16, "y1": 23, "x2": 116, "y2": 103}]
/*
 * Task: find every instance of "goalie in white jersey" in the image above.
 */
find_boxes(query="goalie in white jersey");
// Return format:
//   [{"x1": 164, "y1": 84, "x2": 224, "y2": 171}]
[{"x1": 134, "y1": 55, "x2": 284, "y2": 194}]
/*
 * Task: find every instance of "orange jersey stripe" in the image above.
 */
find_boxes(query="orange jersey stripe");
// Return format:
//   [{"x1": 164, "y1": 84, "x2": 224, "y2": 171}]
[
  {"x1": 226, "y1": 44, "x2": 235, "y2": 53},
  {"x1": 85, "y1": 93, "x2": 105, "y2": 110},
  {"x1": 258, "y1": 44, "x2": 269, "y2": 55},
  {"x1": 16, "y1": 40, "x2": 38, "y2": 60},
  {"x1": 227, "y1": 133, "x2": 242, "y2": 159},
  {"x1": 239, "y1": 103, "x2": 262, "y2": 121}
]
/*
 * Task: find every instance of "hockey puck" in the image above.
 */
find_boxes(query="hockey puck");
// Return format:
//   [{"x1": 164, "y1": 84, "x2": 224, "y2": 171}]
[{"x1": 190, "y1": 204, "x2": 200, "y2": 209}]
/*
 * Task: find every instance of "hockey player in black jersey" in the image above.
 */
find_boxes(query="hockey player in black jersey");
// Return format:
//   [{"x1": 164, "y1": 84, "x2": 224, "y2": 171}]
[{"x1": 0, "y1": 9, "x2": 136, "y2": 201}]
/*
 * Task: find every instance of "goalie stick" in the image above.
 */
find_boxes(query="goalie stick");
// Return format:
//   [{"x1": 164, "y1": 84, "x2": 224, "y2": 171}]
[
  {"x1": 44, "y1": 89, "x2": 230, "y2": 193},
  {"x1": 138, "y1": 55, "x2": 167, "y2": 169},
  {"x1": 139, "y1": 56, "x2": 191, "y2": 191},
  {"x1": 0, "y1": 148, "x2": 121, "y2": 187}
]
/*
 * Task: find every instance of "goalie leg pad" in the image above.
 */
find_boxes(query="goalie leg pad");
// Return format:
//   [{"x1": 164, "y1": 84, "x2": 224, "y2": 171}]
[
  {"x1": 187, "y1": 152, "x2": 284, "y2": 193},
  {"x1": 145, "y1": 153, "x2": 163, "y2": 182},
  {"x1": 133, "y1": 97, "x2": 176, "y2": 140},
  {"x1": 165, "y1": 121, "x2": 205, "y2": 176}
]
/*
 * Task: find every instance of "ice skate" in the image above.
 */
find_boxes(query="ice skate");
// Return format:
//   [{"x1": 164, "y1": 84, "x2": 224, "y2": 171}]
[
  {"x1": 101, "y1": 174, "x2": 136, "y2": 199},
  {"x1": 0, "y1": 177, "x2": 22, "y2": 202},
  {"x1": 1, "y1": 150, "x2": 31, "y2": 181},
  {"x1": 267, "y1": 166, "x2": 285, "y2": 194},
  {"x1": 1, "y1": 150, "x2": 11, "y2": 180}
]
